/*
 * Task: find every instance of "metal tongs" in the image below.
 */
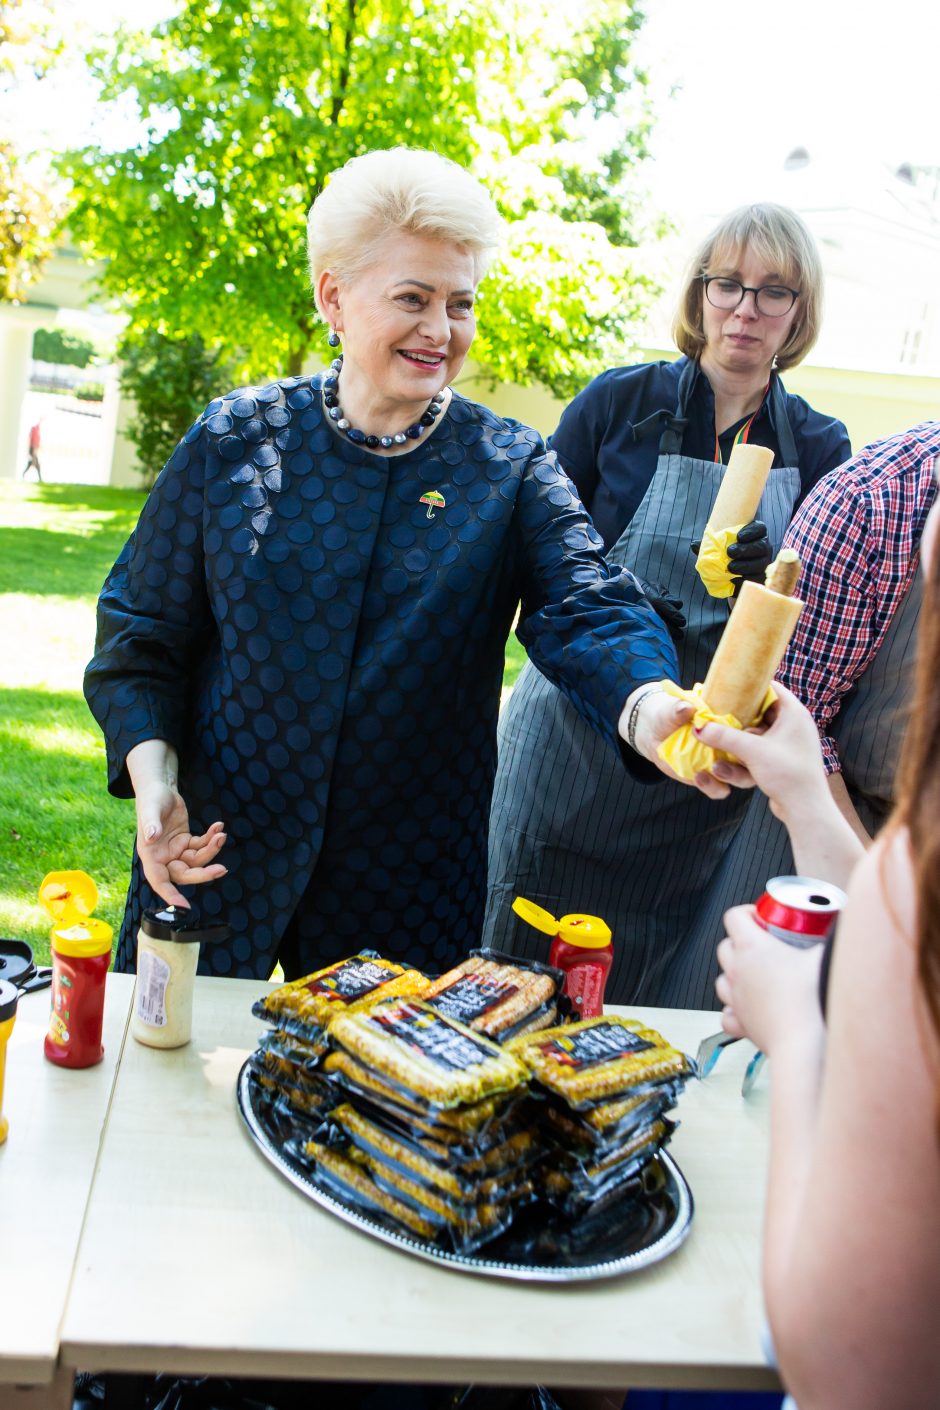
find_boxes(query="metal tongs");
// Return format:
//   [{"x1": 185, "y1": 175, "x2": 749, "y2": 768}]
[{"x1": 696, "y1": 1030, "x2": 766, "y2": 1096}]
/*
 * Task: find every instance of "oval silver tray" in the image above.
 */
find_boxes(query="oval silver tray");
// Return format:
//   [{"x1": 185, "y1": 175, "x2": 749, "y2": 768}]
[{"x1": 237, "y1": 1059, "x2": 693, "y2": 1282}]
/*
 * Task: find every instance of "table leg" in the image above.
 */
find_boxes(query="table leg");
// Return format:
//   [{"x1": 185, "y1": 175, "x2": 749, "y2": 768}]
[{"x1": 5, "y1": 1367, "x2": 75, "y2": 1410}]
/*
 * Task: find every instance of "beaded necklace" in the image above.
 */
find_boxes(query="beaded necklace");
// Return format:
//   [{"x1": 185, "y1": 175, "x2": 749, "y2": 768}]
[{"x1": 321, "y1": 357, "x2": 446, "y2": 449}]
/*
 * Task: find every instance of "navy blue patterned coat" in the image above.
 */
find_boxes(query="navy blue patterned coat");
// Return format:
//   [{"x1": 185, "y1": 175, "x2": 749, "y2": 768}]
[{"x1": 85, "y1": 375, "x2": 678, "y2": 980}]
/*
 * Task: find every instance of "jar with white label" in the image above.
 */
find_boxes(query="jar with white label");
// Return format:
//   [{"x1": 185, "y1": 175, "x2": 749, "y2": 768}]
[{"x1": 131, "y1": 909, "x2": 229, "y2": 1049}]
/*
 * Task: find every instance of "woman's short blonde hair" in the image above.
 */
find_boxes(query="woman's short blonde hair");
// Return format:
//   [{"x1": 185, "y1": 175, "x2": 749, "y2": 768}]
[
  {"x1": 672, "y1": 203, "x2": 824, "y2": 372},
  {"x1": 307, "y1": 147, "x2": 502, "y2": 302}
]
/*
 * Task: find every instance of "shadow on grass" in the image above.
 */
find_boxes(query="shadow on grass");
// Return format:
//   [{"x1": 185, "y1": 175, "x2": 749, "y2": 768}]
[
  {"x1": 0, "y1": 686, "x2": 135, "y2": 963},
  {"x1": 31, "y1": 484, "x2": 148, "y2": 514},
  {"x1": 0, "y1": 483, "x2": 146, "y2": 599}
]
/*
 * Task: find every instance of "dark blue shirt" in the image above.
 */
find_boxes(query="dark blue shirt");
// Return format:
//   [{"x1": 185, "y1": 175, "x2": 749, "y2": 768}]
[{"x1": 550, "y1": 357, "x2": 852, "y2": 552}]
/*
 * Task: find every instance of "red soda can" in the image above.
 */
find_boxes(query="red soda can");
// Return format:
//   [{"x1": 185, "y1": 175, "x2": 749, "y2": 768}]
[{"x1": 755, "y1": 875, "x2": 846, "y2": 948}]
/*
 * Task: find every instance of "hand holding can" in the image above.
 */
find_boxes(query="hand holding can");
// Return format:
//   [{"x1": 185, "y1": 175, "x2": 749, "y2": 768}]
[{"x1": 754, "y1": 875, "x2": 847, "y2": 949}]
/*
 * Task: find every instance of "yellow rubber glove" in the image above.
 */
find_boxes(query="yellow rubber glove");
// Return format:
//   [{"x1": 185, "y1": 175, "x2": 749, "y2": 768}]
[
  {"x1": 656, "y1": 680, "x2": 777, "y2": 781},
  {"x1": 694, "y1": 523, "x2": 745, "y2": 599}
]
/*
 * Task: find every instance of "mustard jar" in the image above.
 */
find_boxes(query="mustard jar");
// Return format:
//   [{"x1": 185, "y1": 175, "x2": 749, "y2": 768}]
[{"x1": 131, "y1": 909, "x2": 229, "y2": 1049}]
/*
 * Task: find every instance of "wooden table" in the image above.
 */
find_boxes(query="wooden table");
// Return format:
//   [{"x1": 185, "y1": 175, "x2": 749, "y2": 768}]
[
  {"x1": 59, "y1": 978, "x2": 778, "y2": 1393},
  {"x1": 0, "y1": 973, "x2": 135, "y2": 1408}
]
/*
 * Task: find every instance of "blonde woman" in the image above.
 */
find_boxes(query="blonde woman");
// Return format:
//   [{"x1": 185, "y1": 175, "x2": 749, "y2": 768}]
[
  {"x1": 486, "y1": 204, "x2": 851, "y2": 1004},
  {"x1": 85, "y1": 147, "x2": 706, "y2": 985}
]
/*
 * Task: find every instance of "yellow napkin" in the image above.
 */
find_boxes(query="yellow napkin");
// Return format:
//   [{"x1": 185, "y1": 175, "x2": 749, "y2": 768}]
[
  {"x1": 656, "y1": 680, "x2": 777, "y2": 781},
  {"x1": 694, "y1": 523, "x2": 744, "y2": 599}
]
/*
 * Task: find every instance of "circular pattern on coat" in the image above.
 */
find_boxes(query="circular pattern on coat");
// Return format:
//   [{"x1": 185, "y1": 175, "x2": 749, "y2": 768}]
[{"x1": 99, "y1": 378, "x2": 675, "y2": 982}]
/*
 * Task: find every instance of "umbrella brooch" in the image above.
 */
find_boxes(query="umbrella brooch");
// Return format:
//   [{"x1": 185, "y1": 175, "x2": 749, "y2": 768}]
[{"x1": 419, "y1": 490, "x2": 446, "y2": 519}]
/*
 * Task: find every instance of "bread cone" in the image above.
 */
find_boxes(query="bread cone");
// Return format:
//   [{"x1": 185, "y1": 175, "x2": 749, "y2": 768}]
[
  {"x1": 701, "y1": 579, "x2": 803, "y2": 726},
  {"x1": 703, "y1": 443, "x2": 775, "y2": 535},
  {"x1": 764, "y1": 547, "x2": 800, "y2": 596}
]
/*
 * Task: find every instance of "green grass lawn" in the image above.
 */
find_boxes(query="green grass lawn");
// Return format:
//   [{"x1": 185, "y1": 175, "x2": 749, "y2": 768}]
[
  {"x1": 0, "y1": 482, "x2": 526, "y2": 966},
  {"x1": 0, "y1": 483, "x2": 146, "y2": 963}
]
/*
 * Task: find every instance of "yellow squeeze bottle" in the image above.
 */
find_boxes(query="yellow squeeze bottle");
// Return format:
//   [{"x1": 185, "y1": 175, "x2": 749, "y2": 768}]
[{"x1": 0, "y1": 980, "x2": 19, "y2": 1144}]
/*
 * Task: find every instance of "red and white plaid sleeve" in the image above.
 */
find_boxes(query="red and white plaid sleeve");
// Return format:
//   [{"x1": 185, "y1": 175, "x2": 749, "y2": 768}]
[{"x1": 776, "y1": 424, "x2": 939, "y2": 773}]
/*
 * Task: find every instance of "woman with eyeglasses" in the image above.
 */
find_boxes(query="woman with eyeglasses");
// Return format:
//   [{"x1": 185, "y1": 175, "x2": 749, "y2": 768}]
[{"x1": 485, "y1": 203, "x2": 851, "y2": 1006}]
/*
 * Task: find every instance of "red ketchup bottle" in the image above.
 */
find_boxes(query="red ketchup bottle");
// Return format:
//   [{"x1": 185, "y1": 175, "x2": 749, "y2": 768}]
[
  {"x1": 511, "y1": 897, "x2": 613, "y2": 1018},
  {"x1": 44, "y1": 918, "x2": 113, "y2": 1069},
  {"x1": 754, "y1": 875, "x2": 847, "y2": 949}
]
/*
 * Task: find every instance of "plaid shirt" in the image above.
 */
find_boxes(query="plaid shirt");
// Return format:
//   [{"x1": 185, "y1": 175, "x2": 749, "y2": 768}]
[{"x1": 779, "y1": 421, "x2": 940, "y2": 773}]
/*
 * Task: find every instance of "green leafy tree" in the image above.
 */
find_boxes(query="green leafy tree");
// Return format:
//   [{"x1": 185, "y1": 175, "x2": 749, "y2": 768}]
[
  {"x1": 32, "y1": 325, "x2": 98, "y2": 367},
  {"x1": 0, "y1": 0, "x2": 66, "y2": 300},
  {"x1": 118, "y1": 327, "x2": 234, "y2": 487},
  {"x1": 62, "y1": 0, "x2": 662, "y2": 396}
]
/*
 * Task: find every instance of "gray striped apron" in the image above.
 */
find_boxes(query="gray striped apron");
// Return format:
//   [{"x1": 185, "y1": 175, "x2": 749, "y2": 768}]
[
  {"x1": 656, "y1": 571, "x2": 923, "y2": 1010},
  {"x1": 484, "y1": 364, "x2": 800, "y2": 1003}
]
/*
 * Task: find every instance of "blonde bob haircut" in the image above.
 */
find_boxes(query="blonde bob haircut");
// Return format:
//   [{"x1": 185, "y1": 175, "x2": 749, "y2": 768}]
[
  {"x1": 308, "y1": 147, "x2": 502, "y2": 303},
  {"x1": 672, "y1": 203, "x2": 823, "y2": 372}
]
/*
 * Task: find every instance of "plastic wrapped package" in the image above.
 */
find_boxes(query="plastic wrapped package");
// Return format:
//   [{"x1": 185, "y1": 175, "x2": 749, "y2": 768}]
[
  {"x1": 300, "y1": 1138, "x2": 524, "y2": 1255},
  {"x1": 302, "y1": 1140, "x2": 440, "y2": 1240},
  {"x1": 256, "y1": 1037, "x2": 335, "y2": 1097},
  {"x1": 509, "y1": 1016, "x2": 693, "y2": 1108},
  {"x1": 332, "y1": 1102, "x2": 474, "y2": 1199},
  {"x1": 257, "y1": 1027, "x2": 330, "y2": 1073},
  {"x1": 424, "y1": 950, "x2": 563, "y2": 1042},
  {"x1": 330, "y1": 1104, "x2": 541, "y2": 1201},
  {"x1": 541, "y1": 1121, "x2": 673, "y2": 1217},
  {"x1": 365, "y1": 1160, "x2": 526, "y2": 1254},
  {"x1": 246, "y1": 1059, "x2": 334, "y2": 1143},
  {"x1": 323, "y1": 1049, "x2": 520, "y2": 1139},
  {"x1": 327, "y1": 1000, "x2": 530, "y2": 1109},
  {"x1": 580, "y1": 1080, "x2": 686, "y2": 1134},
  {"x1": 251, "y1": 954, "x2": 430, "y2": 1043},
  {"x1": 540, "y1": 1084, "x2": 682, "y2": 1156}
]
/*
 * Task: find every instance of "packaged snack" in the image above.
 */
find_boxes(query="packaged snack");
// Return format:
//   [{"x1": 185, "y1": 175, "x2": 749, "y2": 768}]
[
  {"x1": 581, "y1": 1082, "x2": 685, "y2": 1133},
  {"x1": 252, "y1": 954, "x2": 429, "y2": 1041},
  {"x1": 370, "y1": 1165, "x2": 517, "y2": 1241},
  {"x1": 323, "y1": 1049, "x2": 519, "y2": 1136},
  {"x1": 425, "y1": 950, "x2": 563, "y2": 1042},
  {"x1": 258, "y1": 1028, "x2": 330, "y2": 1072},
  {"x1": 509, "y1": 1016, "x2": 692, "y2": 1109},
  {"x1": 327, "y1": 1000, "x2": 529, "y2": 1109},
  {"x1": 302, "y1": 1140, "x2": 439, "y2": 1241},
  {"x1": 542, "y1": 1089, "x2": 678, "y2": 1155},
  {"x1": 332, "y1": 1103, "x2": 469, "y2": 1199}
]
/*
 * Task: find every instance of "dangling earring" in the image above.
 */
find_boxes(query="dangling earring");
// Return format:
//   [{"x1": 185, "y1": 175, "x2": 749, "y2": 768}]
[{"x1": 327, "y1": 328, "x2": 340, "y2": 348}]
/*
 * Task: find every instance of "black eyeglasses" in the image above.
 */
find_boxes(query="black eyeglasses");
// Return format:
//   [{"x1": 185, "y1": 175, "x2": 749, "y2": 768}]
[{"x1": 702, "y1": 275, "x2": 800, "y2": 317}]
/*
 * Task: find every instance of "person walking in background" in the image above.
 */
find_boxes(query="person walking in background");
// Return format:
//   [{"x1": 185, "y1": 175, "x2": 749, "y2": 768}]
[
  {"x1": 658, "y1": 420, "x2": 939, "y2": 1009},
  {"x1": 22, "y1": 420, "x2": 42, "y2": 481},
  {"x1": 485, "y1": 203, "x2": 850, "y2": 1003}
]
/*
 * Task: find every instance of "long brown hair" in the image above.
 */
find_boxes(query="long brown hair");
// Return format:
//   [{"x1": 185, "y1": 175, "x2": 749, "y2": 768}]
[{"x1": 891, "y1": 520, "x2": 940, "y2": 1057}]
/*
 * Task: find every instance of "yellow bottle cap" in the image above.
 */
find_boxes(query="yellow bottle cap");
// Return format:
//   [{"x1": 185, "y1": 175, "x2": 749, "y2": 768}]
[
  {"x1": 511, "y1": 897, "x2": 612, "y2": 949},
  {"x1": 51, "y1": 918, "x2": 113, "y2": 958},
  {"x1": 39, "y1": 870, "x2": 98, "y2": 927}
]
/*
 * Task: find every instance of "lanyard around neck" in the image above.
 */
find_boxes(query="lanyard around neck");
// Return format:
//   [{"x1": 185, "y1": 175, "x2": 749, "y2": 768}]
[{"x1": 713, "y1": 381, "x2": 770, "y2": 464}]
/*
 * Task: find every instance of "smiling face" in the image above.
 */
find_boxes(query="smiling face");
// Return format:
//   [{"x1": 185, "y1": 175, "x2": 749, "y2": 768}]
[
  {"x1": 317, "y1": 230, "x2": 477, "y2": 430},
  {"x1": 699, "y1": 243, "x2": 800, "y2": 383}
]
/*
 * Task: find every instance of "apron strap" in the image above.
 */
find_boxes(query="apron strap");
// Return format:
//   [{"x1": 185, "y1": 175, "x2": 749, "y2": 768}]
[
  {"x1": 631, "y1": 359, "x2": 699, "y2": 456},
  {"x1": 631, "y1": 362, "x2": 800, "y2": 469},
  {"x1": 769, "y1": 374, "x2": 800, "y2": 468}
]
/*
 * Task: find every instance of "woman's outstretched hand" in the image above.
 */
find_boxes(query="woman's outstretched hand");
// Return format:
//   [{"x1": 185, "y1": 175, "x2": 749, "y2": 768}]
[
  {"x1": 133, "y1": 777, "x2": 227, "y2": 910},
  {"x1": 620, "y1": 686, "x2": 732, "y2": 799}
]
